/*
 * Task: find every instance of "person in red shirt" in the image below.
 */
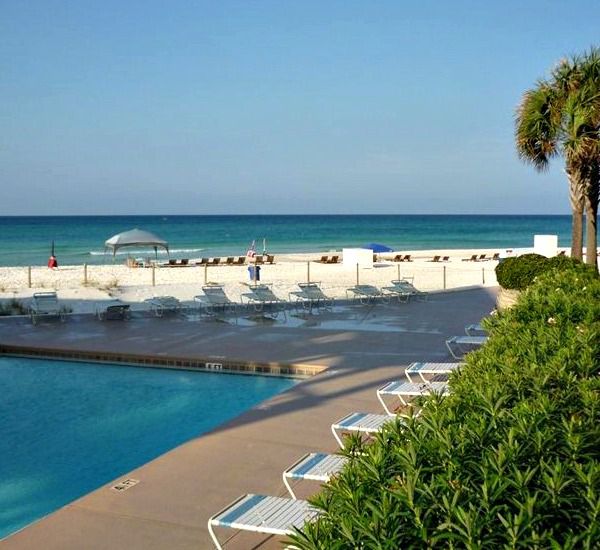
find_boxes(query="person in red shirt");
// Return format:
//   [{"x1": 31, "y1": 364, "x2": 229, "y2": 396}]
[{"x1": 48, "y1": 255, "x2": 58, "y2": 269}]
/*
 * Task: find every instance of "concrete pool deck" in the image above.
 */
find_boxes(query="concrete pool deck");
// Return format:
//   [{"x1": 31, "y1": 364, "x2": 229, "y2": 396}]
[{"x1": 0, "y1": 287, "x2": 496, "y2": 549}]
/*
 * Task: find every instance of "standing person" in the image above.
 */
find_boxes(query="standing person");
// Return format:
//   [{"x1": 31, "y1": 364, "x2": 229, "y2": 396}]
[{"x1": 48, "y1": 255, "x2": 58, "y2": 269}]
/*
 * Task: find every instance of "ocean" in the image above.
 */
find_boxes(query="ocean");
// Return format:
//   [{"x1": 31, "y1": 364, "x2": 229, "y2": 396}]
[{"x1": 0, "y1": 215, "x2": 571, "y2": 267}]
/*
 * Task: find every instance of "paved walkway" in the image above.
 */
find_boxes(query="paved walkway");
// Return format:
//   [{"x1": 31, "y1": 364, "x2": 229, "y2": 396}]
[{"x1": 0, "y1": 288, "x2": 496, "y2": 549}]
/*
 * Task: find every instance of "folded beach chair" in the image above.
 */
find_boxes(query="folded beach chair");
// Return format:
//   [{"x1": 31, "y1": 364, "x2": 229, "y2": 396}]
[
  {"x1": 283, "y1": 452, "x2": 347, "y2": 499},
  {"x1": 462, "y1": 254, "x2": 478, "y2": 262},
  {"x1": 377, "y1": 381, "x2": 449, "y2": 415},
  {"x1": 289, "y1": 282, "x2": 334, "y2": 311},
  {"x1": 346, "y1": 284, "x2": 386, "y2": 304},
  {"x1": 29, "y1": 292, "x2": 65, "y2": 325},
  {"x1": 195, "y1": 284, "x2": 238, "y2": 316},
  {"x1": 404, "y1": 361, "x2": 463, "y2": 383},
  {"x1": 387, "y1": 279, "x2": 427, "y2": 301},
  {"x1": 446, "y1": 335, "x2": 488, "y2": 359},
  {"x1": 146, "y1": 296, "x2": 182, "y2": 317},
  {"x1": 331, "y1": 412, "x2": 393, "y2": 447},
  {"x1": 208, "y1": 494, "x2": 319, "y2": 550},
  {"x1": 465, "y1": 322, "x2": 487, "y2": 336}
]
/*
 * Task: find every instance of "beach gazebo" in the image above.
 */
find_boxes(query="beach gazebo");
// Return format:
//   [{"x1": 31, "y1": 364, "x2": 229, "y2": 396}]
[{"x1": 104, "y1": 228, "x2": 169, "y2": 260}]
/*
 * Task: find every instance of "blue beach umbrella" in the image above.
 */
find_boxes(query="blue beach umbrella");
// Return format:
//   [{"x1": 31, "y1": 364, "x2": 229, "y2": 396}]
[{"x1": 363, "y1": 243, "x2": 393, "y2": 253}]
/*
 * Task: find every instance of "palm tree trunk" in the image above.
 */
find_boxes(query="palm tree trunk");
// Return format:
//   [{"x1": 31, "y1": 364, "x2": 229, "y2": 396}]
[
  {"x1": 568, "y1": 172, "x2": 585, "y2": 260},
  {"x1": 584, "y1": 167, "x2": 599, "y2": 268}
]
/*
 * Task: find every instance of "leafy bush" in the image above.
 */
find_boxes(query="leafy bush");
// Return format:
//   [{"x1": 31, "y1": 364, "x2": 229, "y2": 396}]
[
  {"x1": 290, "y1": 263, "x2": 600, "y2": 549},
  {"x1": 495, "y1": 253, "x2": 548, "y2": 290}
]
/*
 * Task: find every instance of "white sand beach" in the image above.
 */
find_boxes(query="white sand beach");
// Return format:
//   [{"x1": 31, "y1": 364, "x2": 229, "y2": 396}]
[{"x1": 0, "y1": 247, "x2": 542, "y2": 314}]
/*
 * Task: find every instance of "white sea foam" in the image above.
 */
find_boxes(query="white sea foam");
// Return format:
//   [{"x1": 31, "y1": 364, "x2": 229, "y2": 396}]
[{"x1": 89, "y1": 248, "x2": 205, "y2": 256}]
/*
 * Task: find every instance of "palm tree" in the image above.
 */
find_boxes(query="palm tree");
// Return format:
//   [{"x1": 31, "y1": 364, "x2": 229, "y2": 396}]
[{"x1": 515, "y1": 48, "x2": 600, "y2": 268}]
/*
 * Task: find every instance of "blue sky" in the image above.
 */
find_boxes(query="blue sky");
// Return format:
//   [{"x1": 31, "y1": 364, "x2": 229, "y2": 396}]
[{"x1": 1, "y1": 0, "x2": 599, "y2": 215}]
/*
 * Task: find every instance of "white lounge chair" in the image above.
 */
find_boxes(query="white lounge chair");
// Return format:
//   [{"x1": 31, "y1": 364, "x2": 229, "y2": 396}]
[
  {"x1": 387, "y1": 279, "x2": 428, "y2": 301},
  {"x1": 145, "y1": 296, "x2": 182, "y2": 317},
  {"x1": 289, "y1": 282, "x2": 334, "y2": 311},
  {"x1": 345, "y1": 284, "x2": 387, "y2": 304},
  {"x1": 377, "y1": 381, "x2": 449, "y2": 415},
  {"x1": 29, "y1": 292, "x2": 65, "y2": 325},
  {"x1": 283, "y1": 452, "x2": 347, "y2": 499},
  {"x1": 208, "y1": 494, "x2": 319, "y2": 550},
  {"x1": 465, "y1": 323, "x2": 487, "y2": 336},
  {"x1": 404, "y1": 361, "x2": 463, "y2": 383},
  {"x1": 195, "y1": 284, "x2": 238, "y2": 316},
  {"x1": 95, "y1": 300, "x2": 131, "y2": 321},
  {"x1": 446, "y1": 336, "x2": 488, "y2": 359},
  {"x1": 331, "y1": 412, "x2": 393, "y2": 447},
  {"x1": 241, "y1": 284, "x2": 286, "y2": 317}
]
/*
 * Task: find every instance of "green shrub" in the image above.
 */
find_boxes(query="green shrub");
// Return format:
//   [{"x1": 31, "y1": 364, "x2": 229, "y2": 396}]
[
  {"x1": 495, "y1": 253, "x2": 548, "y2": 290},
  {"x1": 290, "y1": 263, "x2": 600, "y2": 549}
]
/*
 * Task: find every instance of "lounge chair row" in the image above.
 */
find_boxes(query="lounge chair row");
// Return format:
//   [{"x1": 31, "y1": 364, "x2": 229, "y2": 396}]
[
  {"x1": 346, "y1": 280, "x2": 427, "y2": 304},
  {"x1": 195, "y1": 255, "x2": 275, "y2": 266},
  {"x1": 208, "y1": 323, "x2": 489, "y2": 548},
  {"x1": 462, "y1": 253, "x2": 500, "y2": 262},
  {"x1": 316, "y1": 255, "x2": 340, "y2": 263}
]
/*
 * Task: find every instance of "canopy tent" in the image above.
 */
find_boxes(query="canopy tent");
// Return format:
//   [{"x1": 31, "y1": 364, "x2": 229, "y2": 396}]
[
  {"x1": 104, "y1": 229, "x2": 169, "y2": 259},
  {"x1": 363, "y1": 243, "x2": 393, "y2": 253}
]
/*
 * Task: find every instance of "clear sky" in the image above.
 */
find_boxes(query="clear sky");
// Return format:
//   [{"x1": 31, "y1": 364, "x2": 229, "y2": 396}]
[{"x1": 1, "y1": 0, "x2": 599, "y2": 215}]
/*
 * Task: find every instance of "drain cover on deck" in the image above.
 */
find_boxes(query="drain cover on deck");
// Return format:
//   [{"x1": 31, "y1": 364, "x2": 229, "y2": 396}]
[{"x1": 111, "y1": 478, "x2": 140, "y2": 492}]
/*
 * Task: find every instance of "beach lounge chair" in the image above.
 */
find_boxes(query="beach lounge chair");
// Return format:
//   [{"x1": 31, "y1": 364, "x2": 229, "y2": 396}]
[
  {"x1": 465, "y1": 323, "x2": 487, "y2": 336},
  {"x1": 442, "y1": 256, "x2": 450, "y2": 262},
  {"x1": 283, "y1": 452, "x2": 347, "y2": 499},
  {"x1": 331, "y1": 412, "x2": 393, "y2": 447},
  {"x1": 235, "y1": 256, "x2": 246, "y2": 265},
  {"x1": 404, "y1": 361, "x2": 463, "y2": 383},
  {"x1": 377, "y1": 381, "x2": 449, "y2": 415},
  {"x1": 224, "y1": 257, "x2": 234, "y2": 266},
  {"x1": 317, "y1": 255, "x2": 329, "y2": 263},
  {"x1": 208, "y1": 494, "x2": 319, "y2": 550},
  {"x1": 146, "y1": 296, "x2": 182, "y2": 317},
  {"x1": 327, "y1": 255, "x2": 339, "y2": 264},
  {"x1": 29, "y1": 292, "x2": 65, "y2": 325},
  {"x1": 210, "y1": 258, "x2": 220, "y2": 265},
  {"x1": 196, "y1": 258, "x2": 210, "y2": 265},
  {"x1": 392, "y1": 254, "x2": 402, "y2": 262},
  {"x1": 241, "y1": 284, "x2": 286, "y2": 317},
  {"x1": 168, "y1": 259, "x2": 177, "y2": 266},
  {"x1": 491, "y1": 253, "x2": 500, "y2": 261},
  {"x1": 387, "y1": 279, "x2": 427, "y2": 301},
  {"x1": 289, "y1": 282, "x2": 334, "y2": 311},
  {"x1": 429, "y1": 255, "x2": 441, "y2": 262},
  {"x1": 446, "y1": 335, "x2": 488, "y2": 359},
  {"x1": 346, "y1": 284, "x2": 386, "y2": 304},
  {"x1": 195, "y1": 284, "x2": 238, "y2": 316},
  {"x1": 181, "y1": 258, "x2": 189, "y2": 266},
  {"x1": 95, "y1": 300, "x2": 131, "y2": 321},
  {"x1": 253, "y1": 255, "x2": 264, "y2": 265},
  {"x1": 266, "y1": 254, "x2": 275, "y2": 264},
  {"x1": 402, "y1": 254, "x2": 412, "y2": 262},
  {"x1": 462, "y1": 254, "x2": 478, "y2": 262},
  {"x1": 381, "y1": 282, "x2": 411, "y2": 303},
  {"x1": 478, "y1": 254, "x2": 487, "y2": 261}
]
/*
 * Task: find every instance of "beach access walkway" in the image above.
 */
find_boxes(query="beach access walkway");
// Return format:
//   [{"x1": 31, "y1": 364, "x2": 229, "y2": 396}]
[{"x1": 0, "y1": 287, "x2": 496, "y2": 549}]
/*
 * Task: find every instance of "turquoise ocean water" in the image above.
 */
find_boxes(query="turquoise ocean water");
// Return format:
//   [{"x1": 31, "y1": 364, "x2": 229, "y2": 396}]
[
  {"x1": 0, "y1": 357, "x2": 296, "y2": 539},
  {"x1": 0, "y1": 215, "x2": 572, "y2": 266}
]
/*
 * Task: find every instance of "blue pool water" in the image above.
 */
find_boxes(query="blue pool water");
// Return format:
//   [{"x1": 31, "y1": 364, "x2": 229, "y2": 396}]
[{"x1": 0, "y1": 357, "x2": 296, "y2": 539}]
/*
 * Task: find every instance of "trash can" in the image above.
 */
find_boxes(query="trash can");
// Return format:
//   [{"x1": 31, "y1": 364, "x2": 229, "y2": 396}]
[{"x1": 248, "y1": 265, "x2": 261, "y2": 282}]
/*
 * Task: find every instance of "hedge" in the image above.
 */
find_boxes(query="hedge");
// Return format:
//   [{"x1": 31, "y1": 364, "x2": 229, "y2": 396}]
[{"x1": 289, "y1": 262, "x2": 600, "y2": 549}]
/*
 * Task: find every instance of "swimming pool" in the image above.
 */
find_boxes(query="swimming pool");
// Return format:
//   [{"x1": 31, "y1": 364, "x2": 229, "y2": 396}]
[{"x1": 0, "y1": 357, "x2": 296, "y2": 539}]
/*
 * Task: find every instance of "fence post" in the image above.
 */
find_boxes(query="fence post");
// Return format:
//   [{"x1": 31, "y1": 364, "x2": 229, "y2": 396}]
[
  {"x1": 443, "y1": 265, "x2": 446, "y2": 289},
  {"x1": 152, "y1": 265, "x2": 156, "y2": 287},
  {"x1": 482, "y1": 267, "x2": 485, "y2": 285},
  {"x1": 307, "y1": 261, "x2": 310, "y2": 283},
  {"x1": 28, "y1": 266, "x2": 32, "y2": 288},
  {"x1": 397, "y1": 264, "x2": 401, "y2": 280},
  {"x1": 84, "y1": 263, "x2": 88, "y2": 285},
  {"x1": 356, "y1": 263, "x2": 359, "y2": 286},
  {"x1": 204, "y1": 264, "x2": 208, "y2": 284}
]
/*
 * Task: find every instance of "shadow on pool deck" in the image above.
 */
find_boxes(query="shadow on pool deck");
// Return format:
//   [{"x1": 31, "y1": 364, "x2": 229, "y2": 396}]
[{"x1": 1, "y1": 287, "x2": 497, "y2": 550}]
